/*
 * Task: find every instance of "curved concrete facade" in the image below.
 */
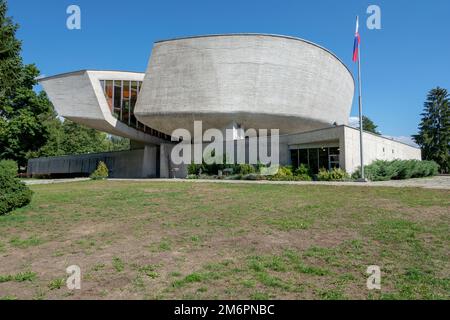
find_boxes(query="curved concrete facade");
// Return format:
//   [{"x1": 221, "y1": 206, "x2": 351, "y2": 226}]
[
  {"x1": 39, "y1": 70, "x2": 168, "y2": 145},
  {"x1": 135, "y1": 34, "x2": 355, "y2": 135}
]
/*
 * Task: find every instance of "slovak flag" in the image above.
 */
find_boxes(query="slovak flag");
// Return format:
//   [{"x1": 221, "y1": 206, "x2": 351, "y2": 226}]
[{"x1": 352, "y1": 16, "x2": 360, "y2": 62}]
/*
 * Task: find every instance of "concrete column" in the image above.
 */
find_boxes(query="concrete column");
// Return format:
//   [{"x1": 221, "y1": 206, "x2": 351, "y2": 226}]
[
  {"x1": 142, "y1": 145, "x2": 158, "y2": 178},
  {"x1": 159, "y1": 143, "x2": 171, "y2": 178}
]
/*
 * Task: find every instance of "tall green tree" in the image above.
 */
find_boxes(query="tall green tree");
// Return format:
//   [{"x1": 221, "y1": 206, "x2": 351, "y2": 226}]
[
  {"x1": 0, "y1": 0, "x2": 54, "y2": 167},
  {"x1": 0, "y1": 0, "x2": 22, "y2": 102},
  {"x1": 0, "y1": 0, "x2": 130, "y2": 168},
  {"x1": 31, "y1": 119, "x2": 130, "y2": 158},
  {"x1": 362, "y1": 116, "x2": 380, "y2": 135},
  {"x1": 413, "y1": 87, "x2": 449, "y2": 173}
]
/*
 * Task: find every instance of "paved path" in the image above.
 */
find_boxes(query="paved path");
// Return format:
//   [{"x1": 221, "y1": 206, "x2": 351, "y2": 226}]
[
  {"x1": 111, "y1": 175, "x2": 450, "y2": 190},
  {"x1": 22, "y1": 178, "x2": 90, "y2": 185},
  {"x1": 23, "y1": 176, "x2": 450, "y2": 190}
]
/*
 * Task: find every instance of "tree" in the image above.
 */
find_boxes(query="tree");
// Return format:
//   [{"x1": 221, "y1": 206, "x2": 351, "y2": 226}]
[
  {"x1": 0, "y1": 1, "x2": 129, "y2": 168},
  {"x1": 0, "y1": 1, "x2": 55, "y2": 167},
  {"x1": 413, "y1": 87, "x2": 449, "y2": 173},
  {"x1": 0, "y1": 0, "x2": 22, "y2": 102},
  {"x1": 362, "y1": 116, "x2": 380, "y2": 135},
  {"x1": 31, "y1": 119, "x2": 130, "y2": 158}
]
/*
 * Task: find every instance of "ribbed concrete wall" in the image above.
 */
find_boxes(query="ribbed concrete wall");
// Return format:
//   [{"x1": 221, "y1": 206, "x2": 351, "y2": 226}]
[
  {"x1": 135, "y1": 34, "x2": 355, "y2": 136},
  {"x1": 27, "y1": 147, "x2": 158, "y2": 178}
]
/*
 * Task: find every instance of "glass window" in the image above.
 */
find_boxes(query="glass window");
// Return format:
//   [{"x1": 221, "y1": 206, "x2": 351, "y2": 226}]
[
  {"x1": 130, "y1": 81, "x2": 138, "y2": 127},
  {"x1": 319, "y1": 148, "x2": 329, "y2": 171},
  {"x1": 309, "y1": 148, "x2": 319, "y2": 174},
  {"x1": 113, "y1": 80, "x2": 122, "y2": 119},
  {"x1": 290, "y1": 150, "x2": 299, "y2": 168},
  {"x1": 299, "y1": 149, "x2": 308, "y2": 167},
  {"x1": 105, "y1": 80, "x2": 113, "y2": 111},
  {"x1": 122, "y1": 81, "x2": 130, "y2": 124},
  {"x1": 99, "y1": 79, "x2": 170, "y2": 141}
]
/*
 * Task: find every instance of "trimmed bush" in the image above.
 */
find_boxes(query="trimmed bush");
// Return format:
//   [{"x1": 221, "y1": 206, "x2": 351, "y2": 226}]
[
  {"x1": 317, "y1": 168, "x2": 350, "y2": 181},
  {"x1": 90, "y1": 161, "x2": 109, "y2": 180},
  {"x1": 352, "y1": 160, "x2": 439, "y2": 181},
  {"x1": 0, "y1": 161, "x2": 33, "y2": 215}
]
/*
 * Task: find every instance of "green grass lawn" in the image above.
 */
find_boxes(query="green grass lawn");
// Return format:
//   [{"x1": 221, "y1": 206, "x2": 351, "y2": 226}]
[{"x1": 0, "y1": 180, "x2": 448, "y2": 300}]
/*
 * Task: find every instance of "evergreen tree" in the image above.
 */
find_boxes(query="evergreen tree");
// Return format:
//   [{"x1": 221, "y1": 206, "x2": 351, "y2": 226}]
[
  {"x1": 362, "y1": 116, "x2": 380, "y2": 135},
  {"x1": 413, "y1": 87, "x2": 449, "y2": 173},
  {"x1": 0, "y1": 0, "x2": 22, "y2": 102}
]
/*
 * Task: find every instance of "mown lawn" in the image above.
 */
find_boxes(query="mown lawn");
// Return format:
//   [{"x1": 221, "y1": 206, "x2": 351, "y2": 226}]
[{"x1": 0, "y1": 180, "x2": 448, "y2": 300}]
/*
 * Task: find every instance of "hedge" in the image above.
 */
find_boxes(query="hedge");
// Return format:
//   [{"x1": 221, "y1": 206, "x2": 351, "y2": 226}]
[{"x1": 352, "y1": 160, "x2": 439, "y2": 181}]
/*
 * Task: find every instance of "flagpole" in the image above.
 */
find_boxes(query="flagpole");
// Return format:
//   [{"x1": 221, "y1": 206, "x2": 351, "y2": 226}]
[{"x1": 356, "y1": 15, "x2": 365, "y2": 181}]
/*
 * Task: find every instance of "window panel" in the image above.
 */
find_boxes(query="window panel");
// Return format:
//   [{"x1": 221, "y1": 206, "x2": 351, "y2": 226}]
[
  {"x1": 130, "y1": 81, "x2": 138, "y2": 127},
  {"x1": 99, "y1": 79, "x2": 170, "y2": 141},
  {"x1": 122, "y1": 81, "x2": 130, "y2": 124},
  {"x1": 290, "y1": 150, "x2": 299, "y2": 168},
  {"x1": 113, "y1": 80, "x2": 121, "y2": 118},
  {"x1": 308, "y1": 148, "x2": 319, "y2": 174},
  {"x1": 299, "y1": 149, "x2": 308, "y2": 167},
  {"x1": 105, "y1": 80, "x2": 113, "y2": 111},
  {"x1": 319, "y1": 148, "x2": 328, "y2": 171}
]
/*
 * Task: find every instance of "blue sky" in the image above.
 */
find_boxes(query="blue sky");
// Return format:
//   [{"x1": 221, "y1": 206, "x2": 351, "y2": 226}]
[{"x1": 7, "y1": 0, "x2": 450, "y2": 140}]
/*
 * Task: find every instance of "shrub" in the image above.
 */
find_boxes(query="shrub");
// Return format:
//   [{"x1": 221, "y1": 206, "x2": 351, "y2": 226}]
[
  {"x1": 243, "y1": 173, "x2": 267, "y2": 181},
  {"x1": 317, "y1": 168, "x2": 349, "y2": 181},
  {"x1": 0, "y1": 160, "x2": 18, "y2": 177},
  {"x1": 294, "y1": 164, "x2": 312, "y2": 177},
  {"x1": 234, "y1": 164, "x2": 255, "y2": 175},
  {"x1": 0, "y1": 167, "x2": 33, "y2": 216},
  {"x1": 265, "y1": 165, "x2": 312, "y2": 181},
  {"x1": 268, "y1": 174, "x2": 312, "y2": 181},
  {"x1": 271, "y1": 166, "x2": 293, "y2": 178},
  {"x1": 224, "y1": 174, "x2": 243, "y2": 180},
  {"x1": 187, "y1": 163, "x2": 203, "y2": 175},
  {"x1": 90, "y1": 161, "x2": 109, "y2": 180},
  {"x1": 294, "y1": 174, "x2": 313, "y2": 181},
  {"x1": 352, "y1": 160, "x2": 439, "y2": 181}
]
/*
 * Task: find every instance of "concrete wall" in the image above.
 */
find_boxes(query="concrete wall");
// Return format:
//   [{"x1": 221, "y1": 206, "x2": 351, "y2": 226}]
[
  {"x1": 27, "y1": 126, "x2": 422, "y2": 178},
  {"x1": 28, "y1": 147, "x2": 159, "y2": 179},
  {"x1": 135, "y1": 34, "x2": 355, "y2": 136},
  {"x1": 39, "y1": 70, "x2": 166, "y2": 145},
  {"x1": 343, "y1": 126, "x2": 422, "y2": 173},
  {"x1": 282, "y1": 126, "x2": 345, "y2": 167},
  {"x1": 281, "y1": 125, "x2": 421, "y2": 173}
]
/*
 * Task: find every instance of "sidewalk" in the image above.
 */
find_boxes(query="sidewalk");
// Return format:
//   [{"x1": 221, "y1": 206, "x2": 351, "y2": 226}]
[
  {"x1": 22, "y1": 176, "x2": 450, "y2": 190},
  {"x1": 111, "y1": 175, "x2": 450, "y2": 190}
]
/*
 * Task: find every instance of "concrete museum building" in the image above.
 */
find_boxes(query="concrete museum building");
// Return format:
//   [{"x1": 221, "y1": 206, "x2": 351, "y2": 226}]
[{"x1": 28, "y1": 34, "x2": 421, "y2": 178}]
